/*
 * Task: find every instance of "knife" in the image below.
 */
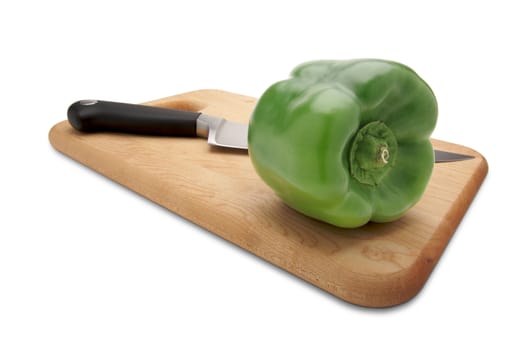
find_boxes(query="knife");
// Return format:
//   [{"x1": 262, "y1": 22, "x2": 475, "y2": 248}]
[{"x1": 67, "y1": 100, "x2": 474, "y2": 163}]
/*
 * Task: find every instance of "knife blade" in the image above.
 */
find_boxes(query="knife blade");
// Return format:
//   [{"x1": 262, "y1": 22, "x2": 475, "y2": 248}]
[{"x1": 68, "y1": 100, "x2": 474, "y2": 163}]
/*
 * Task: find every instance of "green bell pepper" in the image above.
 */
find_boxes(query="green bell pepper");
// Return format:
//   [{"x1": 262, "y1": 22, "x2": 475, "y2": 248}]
[{"x1": 248, "y1": 59, "x2": 438, "y2": 228}]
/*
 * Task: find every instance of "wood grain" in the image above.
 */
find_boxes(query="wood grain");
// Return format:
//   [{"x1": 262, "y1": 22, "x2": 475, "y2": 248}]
[{"x1": 49, "y1": 89, "x2": 488, "y2": 307}]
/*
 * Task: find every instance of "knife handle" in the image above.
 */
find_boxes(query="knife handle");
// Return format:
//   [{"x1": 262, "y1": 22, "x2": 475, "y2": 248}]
[{"x1": 67, "y1": 100, "x2": 201, "y2": 136}]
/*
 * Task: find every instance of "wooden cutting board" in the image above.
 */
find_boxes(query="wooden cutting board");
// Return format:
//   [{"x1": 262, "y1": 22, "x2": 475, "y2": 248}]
[{"x1": 49, "y1": 89, "x2": 488, "y2": 307}]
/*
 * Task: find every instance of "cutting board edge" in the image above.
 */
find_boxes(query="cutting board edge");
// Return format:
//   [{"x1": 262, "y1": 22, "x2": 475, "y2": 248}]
[
  {"x1": 320, "y1": 151, "x2": 488, "y2": 307},
  {"x1": 393, "y1": 153, "x2": 488, "y2": 306}
]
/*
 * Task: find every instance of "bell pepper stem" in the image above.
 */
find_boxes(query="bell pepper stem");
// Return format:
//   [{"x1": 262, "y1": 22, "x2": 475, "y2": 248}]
[
  {"x1": 380, "y1": 146, "x2": 389, "y2": 164},
  {"x1": 349, "y1": 121, "x2": 397, "y2": 186}
]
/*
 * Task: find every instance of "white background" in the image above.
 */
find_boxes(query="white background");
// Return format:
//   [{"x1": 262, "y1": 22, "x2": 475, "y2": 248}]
[{"x1": 1, "y1": 1, "x2": 526, "y2": 349}]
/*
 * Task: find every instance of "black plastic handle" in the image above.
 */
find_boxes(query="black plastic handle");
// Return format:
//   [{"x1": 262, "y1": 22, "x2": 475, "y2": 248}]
[{"x1": 67, "y1": 100, "x2": 202, "y2": 136}]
